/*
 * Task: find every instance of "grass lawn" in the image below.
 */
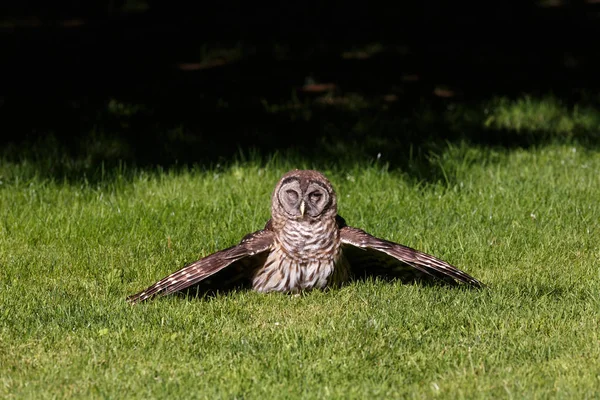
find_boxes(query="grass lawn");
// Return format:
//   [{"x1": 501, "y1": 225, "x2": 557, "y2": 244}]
[{"x1": 1, "y1": 97, "x2": 600, "y2": 399}]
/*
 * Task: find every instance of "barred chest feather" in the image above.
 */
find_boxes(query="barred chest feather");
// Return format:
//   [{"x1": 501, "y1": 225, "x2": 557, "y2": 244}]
[{"x1": 251, "y1": 217, "x2": 349, "y2": 293}]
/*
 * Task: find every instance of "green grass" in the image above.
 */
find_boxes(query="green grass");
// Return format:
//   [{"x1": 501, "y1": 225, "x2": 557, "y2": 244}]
[
  {"x1": 483, "y1": 95, "x2": 600, "y2": 136},
  {"x1": 1, "y1": 98, "x2": 600, "y2": 399}
]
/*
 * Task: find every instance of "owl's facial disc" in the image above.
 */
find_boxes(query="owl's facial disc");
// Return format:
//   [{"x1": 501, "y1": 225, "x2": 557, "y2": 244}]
[{"x1": 277, "y1": 179, "x2": 330, "y2": 219}]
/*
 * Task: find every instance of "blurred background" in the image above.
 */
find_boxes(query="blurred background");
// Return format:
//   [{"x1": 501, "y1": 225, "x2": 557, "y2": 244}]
[{"x1": 1, "y1": 0, "x2": 599, "y2": 179}]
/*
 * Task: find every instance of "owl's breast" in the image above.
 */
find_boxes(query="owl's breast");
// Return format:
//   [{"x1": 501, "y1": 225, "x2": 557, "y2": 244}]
[
  {"x1": 251, "y1": 217, "x2": 348, "y2": 293},
  {"x1": 275, "y1": 218, "x2": 340, "y2": 261},
  {"x1": 251, "y1": 247, "x2": 349, "y2": 293}
]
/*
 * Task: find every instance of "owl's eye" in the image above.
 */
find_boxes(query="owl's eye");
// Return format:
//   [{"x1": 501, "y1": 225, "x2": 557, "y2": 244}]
[
  {"x1": 286, "y1": 189, "x2": 299, "y2": 203},
  {"x1": 308, "y1": 191, "x2": 323, "y2": 203}
]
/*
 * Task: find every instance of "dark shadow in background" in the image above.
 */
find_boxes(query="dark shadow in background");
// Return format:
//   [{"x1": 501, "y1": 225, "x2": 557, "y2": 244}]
[{"x1": 1, "y1": 1, "x2": 599, "y2": 182}]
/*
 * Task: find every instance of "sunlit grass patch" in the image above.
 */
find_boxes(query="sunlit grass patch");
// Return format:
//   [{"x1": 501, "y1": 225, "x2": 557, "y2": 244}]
[
  {"x1": 1, "y1": 135, "x2": 600, "y2": 398},
  {"x1": 482, "y1": 95, "x2": 600, "y2": 135}
]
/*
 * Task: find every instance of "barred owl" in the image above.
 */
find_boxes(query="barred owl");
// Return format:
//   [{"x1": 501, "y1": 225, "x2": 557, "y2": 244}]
[{"x1": 127, "y1": 169, "x2": 482, "y2": 303}]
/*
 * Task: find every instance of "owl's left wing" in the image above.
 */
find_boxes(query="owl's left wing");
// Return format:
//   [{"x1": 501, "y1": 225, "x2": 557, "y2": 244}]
[
  {"x1": 127, "y1": 228, "x2": 274, "y2": 304},
  {"x1": 339, "y1": 225, "x2": 483, "y2": 287}
]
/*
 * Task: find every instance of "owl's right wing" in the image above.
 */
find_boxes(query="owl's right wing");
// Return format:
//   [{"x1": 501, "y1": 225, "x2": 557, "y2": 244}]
[{"x1": 127, "y1": 227, "x2": 275, "y2": 304}]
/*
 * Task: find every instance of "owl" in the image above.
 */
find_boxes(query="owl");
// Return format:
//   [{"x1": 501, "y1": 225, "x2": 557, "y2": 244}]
[{"x1": 127, "y1": 169, "x2": 482, "y2": 303}]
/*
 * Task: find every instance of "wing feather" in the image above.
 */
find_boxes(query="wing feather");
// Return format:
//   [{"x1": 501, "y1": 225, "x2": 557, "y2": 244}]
[
  {"x1": 339, "y1": 225, "x2": 483, "y2": 287},
  {"x1": 127, "y1": 228, "x2": 274, "y2": 304}
]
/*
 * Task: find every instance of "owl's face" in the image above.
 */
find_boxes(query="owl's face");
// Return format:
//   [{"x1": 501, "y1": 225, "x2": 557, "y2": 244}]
[{"x1": 272, "y1": 170, "x2": 337, "y2": 221}]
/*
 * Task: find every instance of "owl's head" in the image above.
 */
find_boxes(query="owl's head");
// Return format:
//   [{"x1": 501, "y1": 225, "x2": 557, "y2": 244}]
[{"x1": 272, "y1": 169, "x2": 337, "y2": 221}]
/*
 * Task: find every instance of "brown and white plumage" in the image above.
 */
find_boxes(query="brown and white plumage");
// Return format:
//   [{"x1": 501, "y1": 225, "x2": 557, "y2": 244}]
[{"x1": 127, "y1": 169, "x2": 482, "y2": 304}]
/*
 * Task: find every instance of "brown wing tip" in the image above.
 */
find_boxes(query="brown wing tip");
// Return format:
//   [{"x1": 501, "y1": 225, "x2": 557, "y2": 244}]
[
  {"x1": 470, "y1": 278, "x2": 486, "y2": 288},
  {"x1": 453, "y1": 272, "x2": 485, "y2": 288},
  {"x1": 126, "y1": 294, "x2": 143, "y2": 305},
  {"x1": 126, "y1": 290, "x2": 153, "y2": 304},
  {"x1": 444, "y1": 269, "x2": 484, "y2": 288}
]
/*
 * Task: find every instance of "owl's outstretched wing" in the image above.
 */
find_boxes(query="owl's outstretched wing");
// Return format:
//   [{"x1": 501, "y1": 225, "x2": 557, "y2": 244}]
[
  {"x1": 339, "y1": 225, "x2": 483, "y2": 287},
  {"x1": 127, "y1": 228, "x2": 275, "y2": 304}
]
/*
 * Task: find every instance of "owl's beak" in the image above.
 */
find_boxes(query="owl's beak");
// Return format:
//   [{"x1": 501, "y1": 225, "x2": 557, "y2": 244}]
[{"x1": 299, "y1": 200, "x2": 305, "y2": 218}]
